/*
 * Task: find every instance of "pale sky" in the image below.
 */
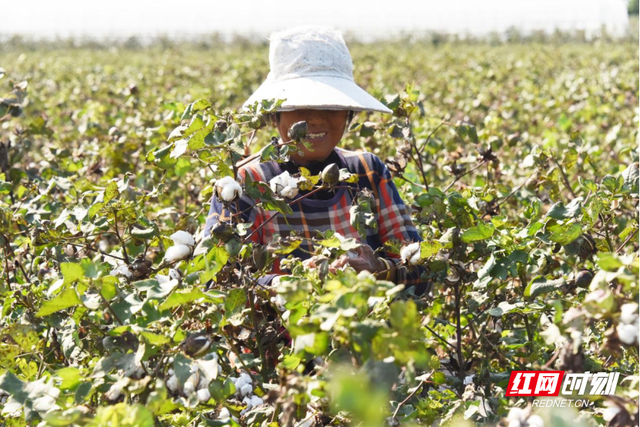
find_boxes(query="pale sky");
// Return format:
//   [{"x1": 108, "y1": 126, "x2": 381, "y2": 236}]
[{"x1": 1, "y1": 0, "x2": 630, "y2": 41}]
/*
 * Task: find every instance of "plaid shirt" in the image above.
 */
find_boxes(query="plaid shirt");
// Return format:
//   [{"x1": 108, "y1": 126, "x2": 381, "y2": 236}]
[{"x1": 205, "y1": 147, "x2": 431, "y2": 295}]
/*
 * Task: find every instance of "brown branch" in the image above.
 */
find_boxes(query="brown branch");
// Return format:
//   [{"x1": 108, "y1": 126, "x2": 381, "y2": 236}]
[
  {"x1": 616, "y1": 229, "x2": 638, "y2": 254},
  {"x1": 444, "y1": 161, "x2": 487, "y2": 192}
]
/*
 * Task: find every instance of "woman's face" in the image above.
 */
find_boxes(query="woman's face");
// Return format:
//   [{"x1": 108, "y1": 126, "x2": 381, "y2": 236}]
[{"x1": 276, "y1": 109, "x2": 350, "y2": 165}]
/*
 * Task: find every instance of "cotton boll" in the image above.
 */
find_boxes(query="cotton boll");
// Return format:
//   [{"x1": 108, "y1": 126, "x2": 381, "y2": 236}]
[
  {"x1": 170, "y1": 230, "x2": 195, "y2": 247},
  {"x1": 527, "y1": 415, "x2": 544, "y2": 427},
  {"x1": 234, "y1": 377, "x2": 247, "y2": 391},
  {"x1": 98, "y1": 239, "x2": 110, "y2": 252},
  {"x1": 400, "y1": 242, "x2": 421, "y2": 265},
  {"x1": 617, "y1": 323, "x2": 638, "y2": 345},
  {"x1": 506, "y1": 407, "x2": 527, "y2": 427},
  {"x1": 168, "y1": 268, "x2": 181, "y2": 281},
  {"x1": 32, "y1": 395, "x2": 57, "y2": 413},
  {"x1": 46, "y1": 387, "x2": 60, "y2": 399},
  {"x1": 220, "y1": 185, "x2": 239, "y2": 202},
  {"x1": 298, "y1": 414, "x2": 315, "y2": 427},
  {"x1": 603, "y1": 405, "x2": 621, "y2": 422},
  {"x1": 463, "y1": 375, "x2": 475, "y2": 385},
  {"x1": 242, "y1": 396, "x2": 253, "y2": 409},
  {"x1": 620, "y1": 303, "x2": 638, "y2": 325},
  {"x1": 183, "y1": 372, "x2": 199, "y2": 396},
  {"x1": 166, "y1": 375, "x2": 179, "y2": 393},
  {"x1": 196, "y1": 388, "x2": 211, "y2": 402},
  {"x1": 240, "y1": 383, "x2": 253, "y2": 397},
  {"x1": 183, "y1": 381, "x2": 195, "y2": 396},
  {"x1": 164, "y1": 244, "x2": 192, "y2": 262},
  {"x1": 196, "y1": 355, "x2": 219, "y2": 385},
  {"x1": 215, "y1": 176, "x2": 243, "y2": 203},
  {"x1": 218, "y1": 407, "x2": 231, "y2": 420},
  {"x1": 110, "y1": 263, "x2": 132, "y2": 278},
  {"x1": 105, "y1": 383, "x2": 123, "y2": 401},
  {"x1": 281, "y1": 185, "x2": 298, "y2": 199},
  {"x1": 270, "y1": 294, "x2": 287, "y2": 312},
  {"x1": 238, "y1": 372, "x2": 252, "y2": 385},
  {"x1": 250, "y1": 395, "x2": 263, "y2": 407},
  {"x1": 270, "y1": 171, "x2": 300, "y2": 199}
]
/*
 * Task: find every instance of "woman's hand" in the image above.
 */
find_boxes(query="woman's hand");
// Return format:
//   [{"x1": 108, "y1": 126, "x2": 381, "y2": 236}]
[{"x1": 331, "y1": 245, "x2": 387, "y2": 275}]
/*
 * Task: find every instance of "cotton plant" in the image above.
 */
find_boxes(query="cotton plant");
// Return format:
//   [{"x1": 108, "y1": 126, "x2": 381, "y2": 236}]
[
  {"x1": 165, "y1": 354, "x2": 219, "y2": 402},
  {"x1": 228, "y1": 373, "x2": 265, "y2": 415},
  {"x1": 505, "y1": 407, "x2": 544, "y2": 427},
  {"x1": 269, "y1": 171, "x2": 303, "y2": 199},
  {"x1": 156, "y1": 268, "x2": 181, "y2": 283},
  {"x1": 401, "y1": 242, "x2": 422, "y2": 265},
  {"x1": 215, "y1": 176, "x2": 243, "y2": 203},
  {"x1": 163, "y1": 230, "x2": 195, "y2": 263},
  {"x1": 617, "y1": 302, "x2": 639, "y2": 345}
]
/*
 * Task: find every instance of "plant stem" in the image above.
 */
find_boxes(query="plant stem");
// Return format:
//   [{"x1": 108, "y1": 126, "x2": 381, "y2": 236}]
[
  {"x1": 553, "y1": 158, "x2": 577, "y2": 199},
  {"x1": 67, "y1": 242, "x2": 128, "y2": 262},
  {"x1": 444, "y1": 160, "x2": 487, "y2": 192},
  {"x1": 424, "y1": 324, "x2": 457, "y2": 351},
  {"x1": 113, "y1": 210, "x2": 130, "y2": 265},
  {"x1": 405, "y1": 118, "x2": 430, "y2": 190},
  {"x1": 100, "y1": 292, "x2": 124, "y2": 325},
  {"x1": 392, "y1": 371, "x2": 434, "y2": 422},
  {"x1": 454, "y1": 281, "x2": 465, "y2": 386},
  {"x1": 599, "y1": 213, "x2": 615, "y2": 252},
  {"x1": 418, "y1": 121, "x2": 446, "y2": 154},
  {"x1": 397, "y1": 174, "x2": 427, "y2": 189},
  {"x1": 616, "y1": 228, "x2": 638, "y2": 254},
  {"x1": 496, "y1": 170, "x2": 537, "y2": 207}
]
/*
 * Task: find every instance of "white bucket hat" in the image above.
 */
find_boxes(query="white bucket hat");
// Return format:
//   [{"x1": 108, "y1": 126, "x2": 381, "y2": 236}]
[{"x1": 243, "y1": 25, "x2": 392, "y2": 114}]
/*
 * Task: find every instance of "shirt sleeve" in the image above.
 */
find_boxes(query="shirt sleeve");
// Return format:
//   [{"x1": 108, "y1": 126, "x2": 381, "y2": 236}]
[{"x1": 369, "y1": 154, "x2": 432, "y2": 296}]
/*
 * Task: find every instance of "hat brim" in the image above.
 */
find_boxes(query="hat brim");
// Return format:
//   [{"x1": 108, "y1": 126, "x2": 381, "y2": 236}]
[{"x1": 242, "y1": 75, "x2": 392, "y2": 114}]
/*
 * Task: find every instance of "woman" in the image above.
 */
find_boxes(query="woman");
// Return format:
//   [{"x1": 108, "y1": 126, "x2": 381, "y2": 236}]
[{"x1": 205, "y1": 25, "x2": 430, "y2": 296}]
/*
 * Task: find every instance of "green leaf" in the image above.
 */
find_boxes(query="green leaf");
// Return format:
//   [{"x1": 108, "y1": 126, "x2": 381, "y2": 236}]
[
  {"x1": 597, "y1": 252, "x2": 624, "y2": 271},
  {"x1": 37, "y1": 287, "x2": 82, "y2": 317},
  {"x1": 282, "y1": 355, "x2": 301, "y2": 370},
  {"x1": 159, "y1": 288, "x2": 205, "y2": 310},
  {"x1": 525, "y1": 277, "x2": 566, "y2": 298},
  {"x1": 56, "y1": 367, "x2": 83, "y2": 390},
  {"x1": 104, "y1": 181, "x2": 120, "y2": 204},
  {"x1": 602, "y1": 174, "x2": 624, "y2": 194},
  {"x1": 420, "y1": 241, "x2": 442, "y2": 258},
  {"x1": 134, "y1": 278, "x2": 178, "y2": 300},
  {"x1": 0, "y1": 371, "x2": 27, "y2": 402},
  {"x1": 173, "y1": 353, "x2": 193, "y2": 387},
  {"x1": 225, "y1": 288, "x2": 246, "y2": 316},
  {"x1": 139, "y1": 331, "x2": 171, "y2": 346},
  {"x1": 89, "y1": 403, "x2": 155, "y2": 427},
  {"x1": 487, "y1": 301, "x2": 519, "y2": 317},
  {"x1": 621, "y1": 162, "x2": 639, "y2": 194},
  {"x1": 293, "y1": 332, "x2": 329, "y2": 355},
  {"x1": 189, "y1": 99, "x2": 212, "y2": 113},
  {"x1": 461, "y1": 222, "x2": 495, "y2": 243},
  {"x1": 88, "y1": 202, "x2": 104, "y2": 218},
  {"x1": 548, "y1": 222, "x2": 582, "y2": 245},
  {"x1": 432, "y1": 371, "x2": 446, "y2": 385},
  {"x1": 546, "y1": 198, "x2": 582, "y2": 220},
  {"x1": 75, "y1": 382, "x2": 92, "y2": 404},
  {"x1": 209, "y1": 378, "x2": 236, "y2": 401},
  {"x1": 61, "y1": 262, "x2": 84, "y2": 285},
  {"x1": 99, "y1": 276, "x2": 118, "y2": 301}
]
